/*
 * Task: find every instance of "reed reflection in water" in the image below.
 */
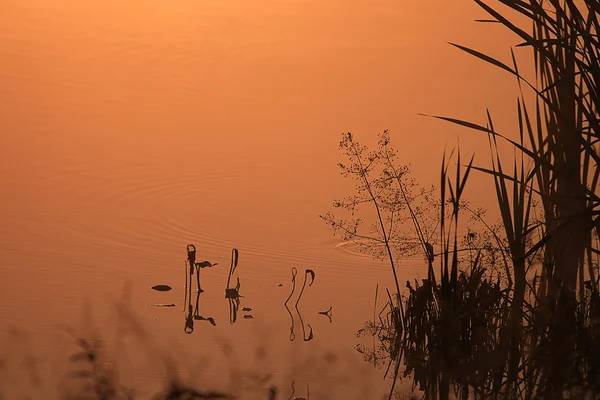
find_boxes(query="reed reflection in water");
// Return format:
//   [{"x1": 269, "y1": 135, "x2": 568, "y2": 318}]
[
  {"x1": 283, "y1": 267, "x2": 332, "y2": 342},
  {"x1": 225, "y1": 248, "x2": 254, "y2": 323},
  {"x1": 184, "y1": 291, "x2": 217, "y2": 334}
]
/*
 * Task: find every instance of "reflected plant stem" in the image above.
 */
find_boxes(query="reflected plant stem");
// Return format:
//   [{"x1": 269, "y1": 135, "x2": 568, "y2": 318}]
[
  {"x1": 284, "y1": 267, "x2": 316, "y2": 341},
  {"x1": 225, "y1": 249, "x2": 242, "y2": 324},
  {"x1": 185, "y1": 304, "x2": 194, "y2": 334},
  {"x1": 386, "y1": 347, "x2": 403, "y2": 400},
  {"x1": 288, "y1": 381, "x2": 310, "y2": 400},
  {"x1": 284, "y1": 305, "x2": 313, "y2": 342},
  {"x1": 228, "y1": 296, "x2": 240, "y2": 324},
  {"x1": 295, "y1": 305, "x2": 313, "y2": 342},
  {"x1": 317, "y1": 307, "x2": 333, "y2": 323},
  {"x1": 284, "y1": 267, "x2": 298, "y2": 341},
  {"x1": 374, "y1": 284, "x2": 378, "y2": 368},
  {"x1": 193, "y1": 291, "x2": 216, "y2": 326},
  {"x1": 184, "y1": 268, "x2": 196, "y2": 333},
  {"x1": 284, "y1": 301, "x2": 296, "y2": 341},
  {"x1": 184, "y1": 260, "x2": 189, "y2": 313},
  {"x1": 194, "y1": 290, "x2": 200, "y2": 314}
]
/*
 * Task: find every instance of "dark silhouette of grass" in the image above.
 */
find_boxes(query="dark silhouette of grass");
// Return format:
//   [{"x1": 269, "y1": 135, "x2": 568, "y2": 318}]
[
  {"x1": 33, "y1": 329, "x2": 400, "y2": 400},
  {"x1": 64, "y1": 334, "x2": 233, "y2": 399},
  {"x1": 0, "y1": 283, "x2": 383, "y2": 400},
  {"x1": 343, "y1": 131, "x2": 600, "y2": 397},
  {"x1": 326, "y1": 0, "x2": 600, "y2": 398}
]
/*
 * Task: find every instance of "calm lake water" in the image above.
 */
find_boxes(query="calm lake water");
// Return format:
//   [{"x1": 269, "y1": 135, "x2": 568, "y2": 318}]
[{"x1": 0, "y1": 0, "x2": 521, "y2": 398}]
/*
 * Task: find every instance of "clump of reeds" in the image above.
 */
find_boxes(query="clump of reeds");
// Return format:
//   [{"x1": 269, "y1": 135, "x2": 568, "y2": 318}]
[
  {"x1": 397, "y1": 151, "x2": 515, "y2": 399},
  {"x1": 347, "y1": 148, "x2": 600, "y2": 398},
  {"x1": 340, "y1": 0, "x2": 600, "y2": 398},
  {"x1": 419, "y1": 0, "x2": 600, "y2": 397}
]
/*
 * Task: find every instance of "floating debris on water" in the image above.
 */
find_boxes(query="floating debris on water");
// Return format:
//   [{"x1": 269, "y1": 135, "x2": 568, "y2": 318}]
[
  {"x1": 318, "y1": 306, "x2": 333, "y2": 317},
  {"x1": 243, "y1": 315, "x2": 254, "y2": 319},
  {"x1": 242, "y1": 307, "x2": 253, "y2": 312},
  {"x1": 278, "y1": 283, "x2": 283, "y2": 287},
  {"x1": 151, "y1": 285, "x2": 172, "y2": 291},
  {"x1": 150, "y1": 303, "x2": 176, "y2": 307},
  {"x1": 318, "y1": 306, "x2": 333, "y2": 323}
]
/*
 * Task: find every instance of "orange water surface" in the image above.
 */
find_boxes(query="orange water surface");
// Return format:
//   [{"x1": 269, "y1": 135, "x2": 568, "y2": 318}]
[{"x1": 0, "y1": 0, "x2": 524, "y2": 398}]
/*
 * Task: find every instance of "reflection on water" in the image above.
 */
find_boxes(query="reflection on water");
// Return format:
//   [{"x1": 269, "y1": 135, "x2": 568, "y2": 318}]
[
  {"x1": 184, "y1": 244, "x2": 218, "y2": 333},
  {"x1": 283, "y1": 267, "x2": 321, "y2": 342},
  {"x1": 227, "y1": 290, "x2": 241, "y2": 324},
  {"x1": 318, "y1": 306, "x2": 333, "y2": 323},
  {"x1": 184, "y1": 292, "x2": 217, "y2": 334},
  {"x1": 183, "y1": 246, "x2": 254, "y2": 330},
  {"x1": 288, "y1": 381, "x2": 310, "y2": 400},
  {"x1": 180, "y1": 241, "x2": 353, "y2": 356},
  {"x1": 226, "y1": 248, "x2": 242, "y2": 324},
  {"x1": 225, "y1": 248, "x2": 254, "y2": 323},
  {"x1": 354, "y1": 286, "x2": 404, "y2": 400}
]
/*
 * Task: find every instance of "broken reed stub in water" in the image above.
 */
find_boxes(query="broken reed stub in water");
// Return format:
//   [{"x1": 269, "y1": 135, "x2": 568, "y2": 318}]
[
  {"x1": 151, "y1": 285, "x2": 172, "y2": 291},
  {"x1": 225, "y1": 288, "x2": 241, "y2": 299}
]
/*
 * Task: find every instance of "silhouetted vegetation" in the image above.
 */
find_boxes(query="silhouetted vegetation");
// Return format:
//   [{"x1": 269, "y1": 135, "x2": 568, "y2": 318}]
[
  {"x1": 326, "y1": 0, "x2": 600, "y2": 398},
  {"x1": 6, "y1": 1, "x2": 599, "y2": 399},
  {"x1": 284, "y1": 268, "x2": 316, "y2": 342}
]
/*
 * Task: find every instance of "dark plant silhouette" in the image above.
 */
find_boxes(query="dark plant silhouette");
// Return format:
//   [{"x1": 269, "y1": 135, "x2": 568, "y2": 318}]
[
  {"x1": 225, "y1": 248, "x2": 247, "y2": 324},
  {"x1": 184, "y1": 303, "x2": 195, "y2": 334},
  {"x1": 284, "y1": 297, "x2": 297, "y2": 342},
  {"x1": 320, "y1": 131, "x2": 498, "y2": 345},
  {"x1": 283, "y1": 268, "x2": 315, "y2": 342},
  {"x1": 226, "y1": 248, "x2": 240, "y2": 293},
  {"x1": 185, "y1": 244, "x2": 217, "y2": 294},
  {"x1": 287, "y1": 381, "x2": 309, "y2": 400},
  {"x1": 66, "y1": 335, "x2": 134, "y2": 400},
  {"x1": 187, "y1": 244, "x2": 196, "y2": 273},
  {"x1": 294, "y1": 269, "x2": 315, "y2": 308},
  {"x1": 314, "y1": 0, "x2": 600, "y2": 397},
  {"x1": 185, "y1": 290, "x2": 216, "y2": 334},
  {"x1": 350, "y1": 11, "x2": 600, "y2": 393},
  {"x1": 318, "y1": 306, "x2": 333, "y2": 323},
  {"x1": 227, "y1": 292, "x2": 241, "y2": 324},
  {"x1": 410, "y1": 0, "x2": 600, "y2": 397},
  {"x1": 321, "y1": 130, "x2": 443, "y2": 302},
  {"x1": 152, "y1": 384, "x2": 231, "y2": 400},
  {"x1": 193, "y1": 291, "x2": 216, "y2": 326}
]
